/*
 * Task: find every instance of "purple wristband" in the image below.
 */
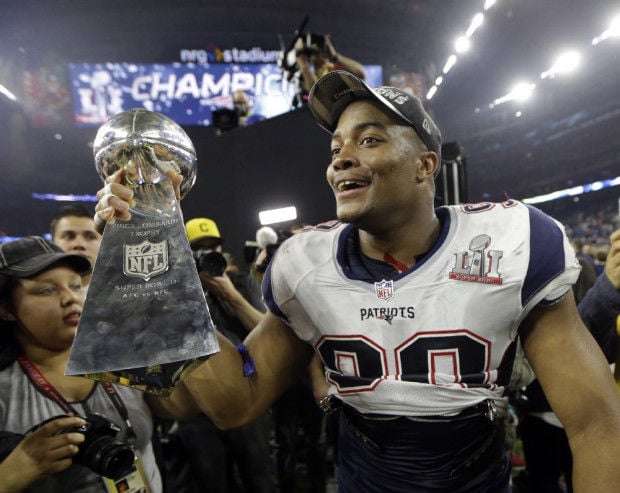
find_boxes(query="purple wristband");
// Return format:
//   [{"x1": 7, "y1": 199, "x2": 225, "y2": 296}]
[{"x1": 236, "y1": 344, "x2": 256, "y2": 377}]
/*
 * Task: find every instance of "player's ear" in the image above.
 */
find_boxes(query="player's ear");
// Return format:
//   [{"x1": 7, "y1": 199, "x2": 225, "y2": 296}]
[{"x1": 417, "y1": 151, "x2": 439, "y2": 181}]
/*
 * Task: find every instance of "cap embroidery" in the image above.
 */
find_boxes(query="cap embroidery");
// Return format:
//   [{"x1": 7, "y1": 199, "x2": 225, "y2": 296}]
[
  {"x1": 375, "y1": 87, "x2": 410, "y2": 106},
  {"x1": 422, "y1": 119, "x2": 432, "y2": 135},
  {"x1": 334, "y1": 88, "x2": 355, "y2": 101}
]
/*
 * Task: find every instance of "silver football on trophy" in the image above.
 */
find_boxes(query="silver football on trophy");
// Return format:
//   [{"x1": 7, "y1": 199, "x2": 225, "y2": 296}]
[{"x1": 93, "y1": 108, "x2": 197, "y2": 199}]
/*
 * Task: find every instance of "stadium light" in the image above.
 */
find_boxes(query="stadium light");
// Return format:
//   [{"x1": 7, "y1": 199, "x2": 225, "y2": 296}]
[
  {"x1": 0, "y1": 84, "x2": 17, "y2": 101},
  {"x1": 455, "y1": 36, "x2": 471, "y2": 53},
  {"x1": 466, "y1": 13, "x2": 484, "y2": 37},
  {"x1": 541, "y1": 50, "x2": 580, "y2": 79},
  {"x1": 442, "y1": 55, "x2": 458, "y2": 74},
  {"x1": 511, "y1": 82, "x2": 536, "y2": 101},
  {"x1": 608, "y1": 13, "x2": 620, "y2": 36},
  {"x1": 492, "y1": 81, "x2": 536, "y2": 106},
  {"x1": 259, "y1": 206, "x2": 297, "y2": 225},
  {"x1": 483, "y1": 0, "x2": 496, "y2": 11},
  {"x1": 592, "y1": 13, "x2": 620, "y2": 44}
]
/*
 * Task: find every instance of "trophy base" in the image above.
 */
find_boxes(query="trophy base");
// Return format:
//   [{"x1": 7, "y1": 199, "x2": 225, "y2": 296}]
[{"x1": 82, "y1": 357, "x2": 210, "y2": 397}]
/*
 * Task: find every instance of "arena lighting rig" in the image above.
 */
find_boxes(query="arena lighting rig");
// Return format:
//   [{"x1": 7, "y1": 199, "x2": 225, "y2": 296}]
[
  {"x1": 485, "y1": 13, "x2": 619, "y2": 111},
  {"x1": 426, "y1": 2, "x2": 620, "y2": 109},
  {"x1": 426, "y1": 0, "x2": 496, "y2": 101},
  {"x1": 489, "y1": 15, "x2": 620, "y2": 109}
]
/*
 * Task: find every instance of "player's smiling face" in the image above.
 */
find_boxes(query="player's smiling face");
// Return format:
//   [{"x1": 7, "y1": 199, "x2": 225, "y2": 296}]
[{"x1": 327, "y1": 100, "x2": 426, "y2": 231}]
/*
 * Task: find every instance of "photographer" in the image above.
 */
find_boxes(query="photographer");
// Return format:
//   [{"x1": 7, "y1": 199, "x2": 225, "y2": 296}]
[
  {"x1": 164, "y1": 218, "x2": 274, "y2": 493},
  {"x1": 0, "y1": 236, "x2": 201, "y2": 493},
  {"x1": 233, "y1": 90, "x2": 265, "y2": 128},
  {"x1": 186, "y1": 217, "x2": 265, "y2": 335},
  {"x1": 294, "y1": 34, "x2": 365, "y2": 95}
]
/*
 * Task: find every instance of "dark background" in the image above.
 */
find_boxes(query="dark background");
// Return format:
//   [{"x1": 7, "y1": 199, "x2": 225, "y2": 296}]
[{"x1": 1, "y1": 0, "x2": 619, "y2": 264}]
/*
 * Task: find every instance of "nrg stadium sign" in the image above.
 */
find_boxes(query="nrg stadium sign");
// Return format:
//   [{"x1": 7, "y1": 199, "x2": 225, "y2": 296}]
[{"x1": 179, "y1": 46, "x2": 282, "y2": 64}]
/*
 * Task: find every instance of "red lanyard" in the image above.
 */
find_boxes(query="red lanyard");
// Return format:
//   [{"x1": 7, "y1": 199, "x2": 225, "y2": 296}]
[
  {"x1": 17, "y1": 355, "x2": 137, "y2": 445},
  {"x1": 17, "y1": 355, "x2": 75, "y2": 414}
]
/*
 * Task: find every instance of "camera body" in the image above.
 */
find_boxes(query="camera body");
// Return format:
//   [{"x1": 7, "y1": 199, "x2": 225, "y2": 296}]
[
  {"x1": 58, "y1": 414, "x2": 135, "y2": 480},
  {"x1": 303, "y1": 32, "x2": 326, "y2": 54},
  {"x1": 194, "y1": 249, "x2": 227, "y2": 277},
  {"x1": 1, "y1": 414, "x2": 135, "y2": 480}
]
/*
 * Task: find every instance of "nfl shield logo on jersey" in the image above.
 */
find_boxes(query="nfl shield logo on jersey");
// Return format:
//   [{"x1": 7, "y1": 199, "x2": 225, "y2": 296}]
[{"x1": 374, "y1": 279, "x2": 394, "y2": 301}]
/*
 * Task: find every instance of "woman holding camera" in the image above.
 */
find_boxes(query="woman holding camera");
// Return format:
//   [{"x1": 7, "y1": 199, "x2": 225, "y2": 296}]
[{"x1": 0, "y1": 236, "x2": 198, "y2": 493}]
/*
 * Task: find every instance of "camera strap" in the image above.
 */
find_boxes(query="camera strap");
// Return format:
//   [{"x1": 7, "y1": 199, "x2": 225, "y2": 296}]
[
  {"x1": 17, "y1": 355, "x2": 138, "y2": 447},
  {"x1": 100, "y1": 380, "x2": 138, "y2": 447}
]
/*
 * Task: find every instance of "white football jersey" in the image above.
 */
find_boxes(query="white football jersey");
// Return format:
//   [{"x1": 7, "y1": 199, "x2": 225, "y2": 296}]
[{"x1": 263, "y1": 200, "x2": 580, "y2": 417}]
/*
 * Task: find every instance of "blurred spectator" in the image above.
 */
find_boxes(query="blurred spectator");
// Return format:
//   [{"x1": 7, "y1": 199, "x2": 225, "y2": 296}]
[
  {"x1": 233, "y1": 90, "x2": 265, "y2": 127},
  {"x1": 594, "y1": 244, "x2": 609, "y2": 275},
  {"x1": 213, "y1": 90, "x2": 265, "y2": 134},
  {"x1": 50, "y1": 204, "x2": 101, "y2": 267},
  {"x1": 294, "y1": 34, "x2": 365, "y2": 101}
]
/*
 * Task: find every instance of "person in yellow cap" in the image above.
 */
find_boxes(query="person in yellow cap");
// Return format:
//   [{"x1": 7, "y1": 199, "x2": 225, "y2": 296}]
[
  {"x1": 184, "y1": 217, "x2": 265, "y2": 327},
  {"x1": 185, "y1": 217, "x2": 222, "y2": 245},
  {"x1": 162, "y1": 217, "x2": 275, "y2": 492}
]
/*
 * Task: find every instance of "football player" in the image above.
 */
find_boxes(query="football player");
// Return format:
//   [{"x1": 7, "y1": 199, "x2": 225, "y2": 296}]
[{"x1": 95, "y1": 71, "x2": 620, "y2": 492}]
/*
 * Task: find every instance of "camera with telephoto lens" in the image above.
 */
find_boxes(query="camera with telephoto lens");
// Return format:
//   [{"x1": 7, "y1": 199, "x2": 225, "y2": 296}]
[
  {"x1": 57, "y1": 414, "x2": 135, "y2": 480},
  {"x1": 194, "y1": 249, "x2": 227, "y2": 277}
]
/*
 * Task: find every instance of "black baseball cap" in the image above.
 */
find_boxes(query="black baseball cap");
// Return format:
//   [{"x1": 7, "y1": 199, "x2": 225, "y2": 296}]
[
  {"x1": 0, "y1": 236, "x2": 91, "y2": 278},
  {"x1": 308, "y1": 70, "x2": 442, "y2": 173}
]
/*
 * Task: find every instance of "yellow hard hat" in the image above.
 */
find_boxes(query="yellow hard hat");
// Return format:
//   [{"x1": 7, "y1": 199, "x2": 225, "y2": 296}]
[{"x1": 185, "y1": 217, "x2": 222, "y2": 244}]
